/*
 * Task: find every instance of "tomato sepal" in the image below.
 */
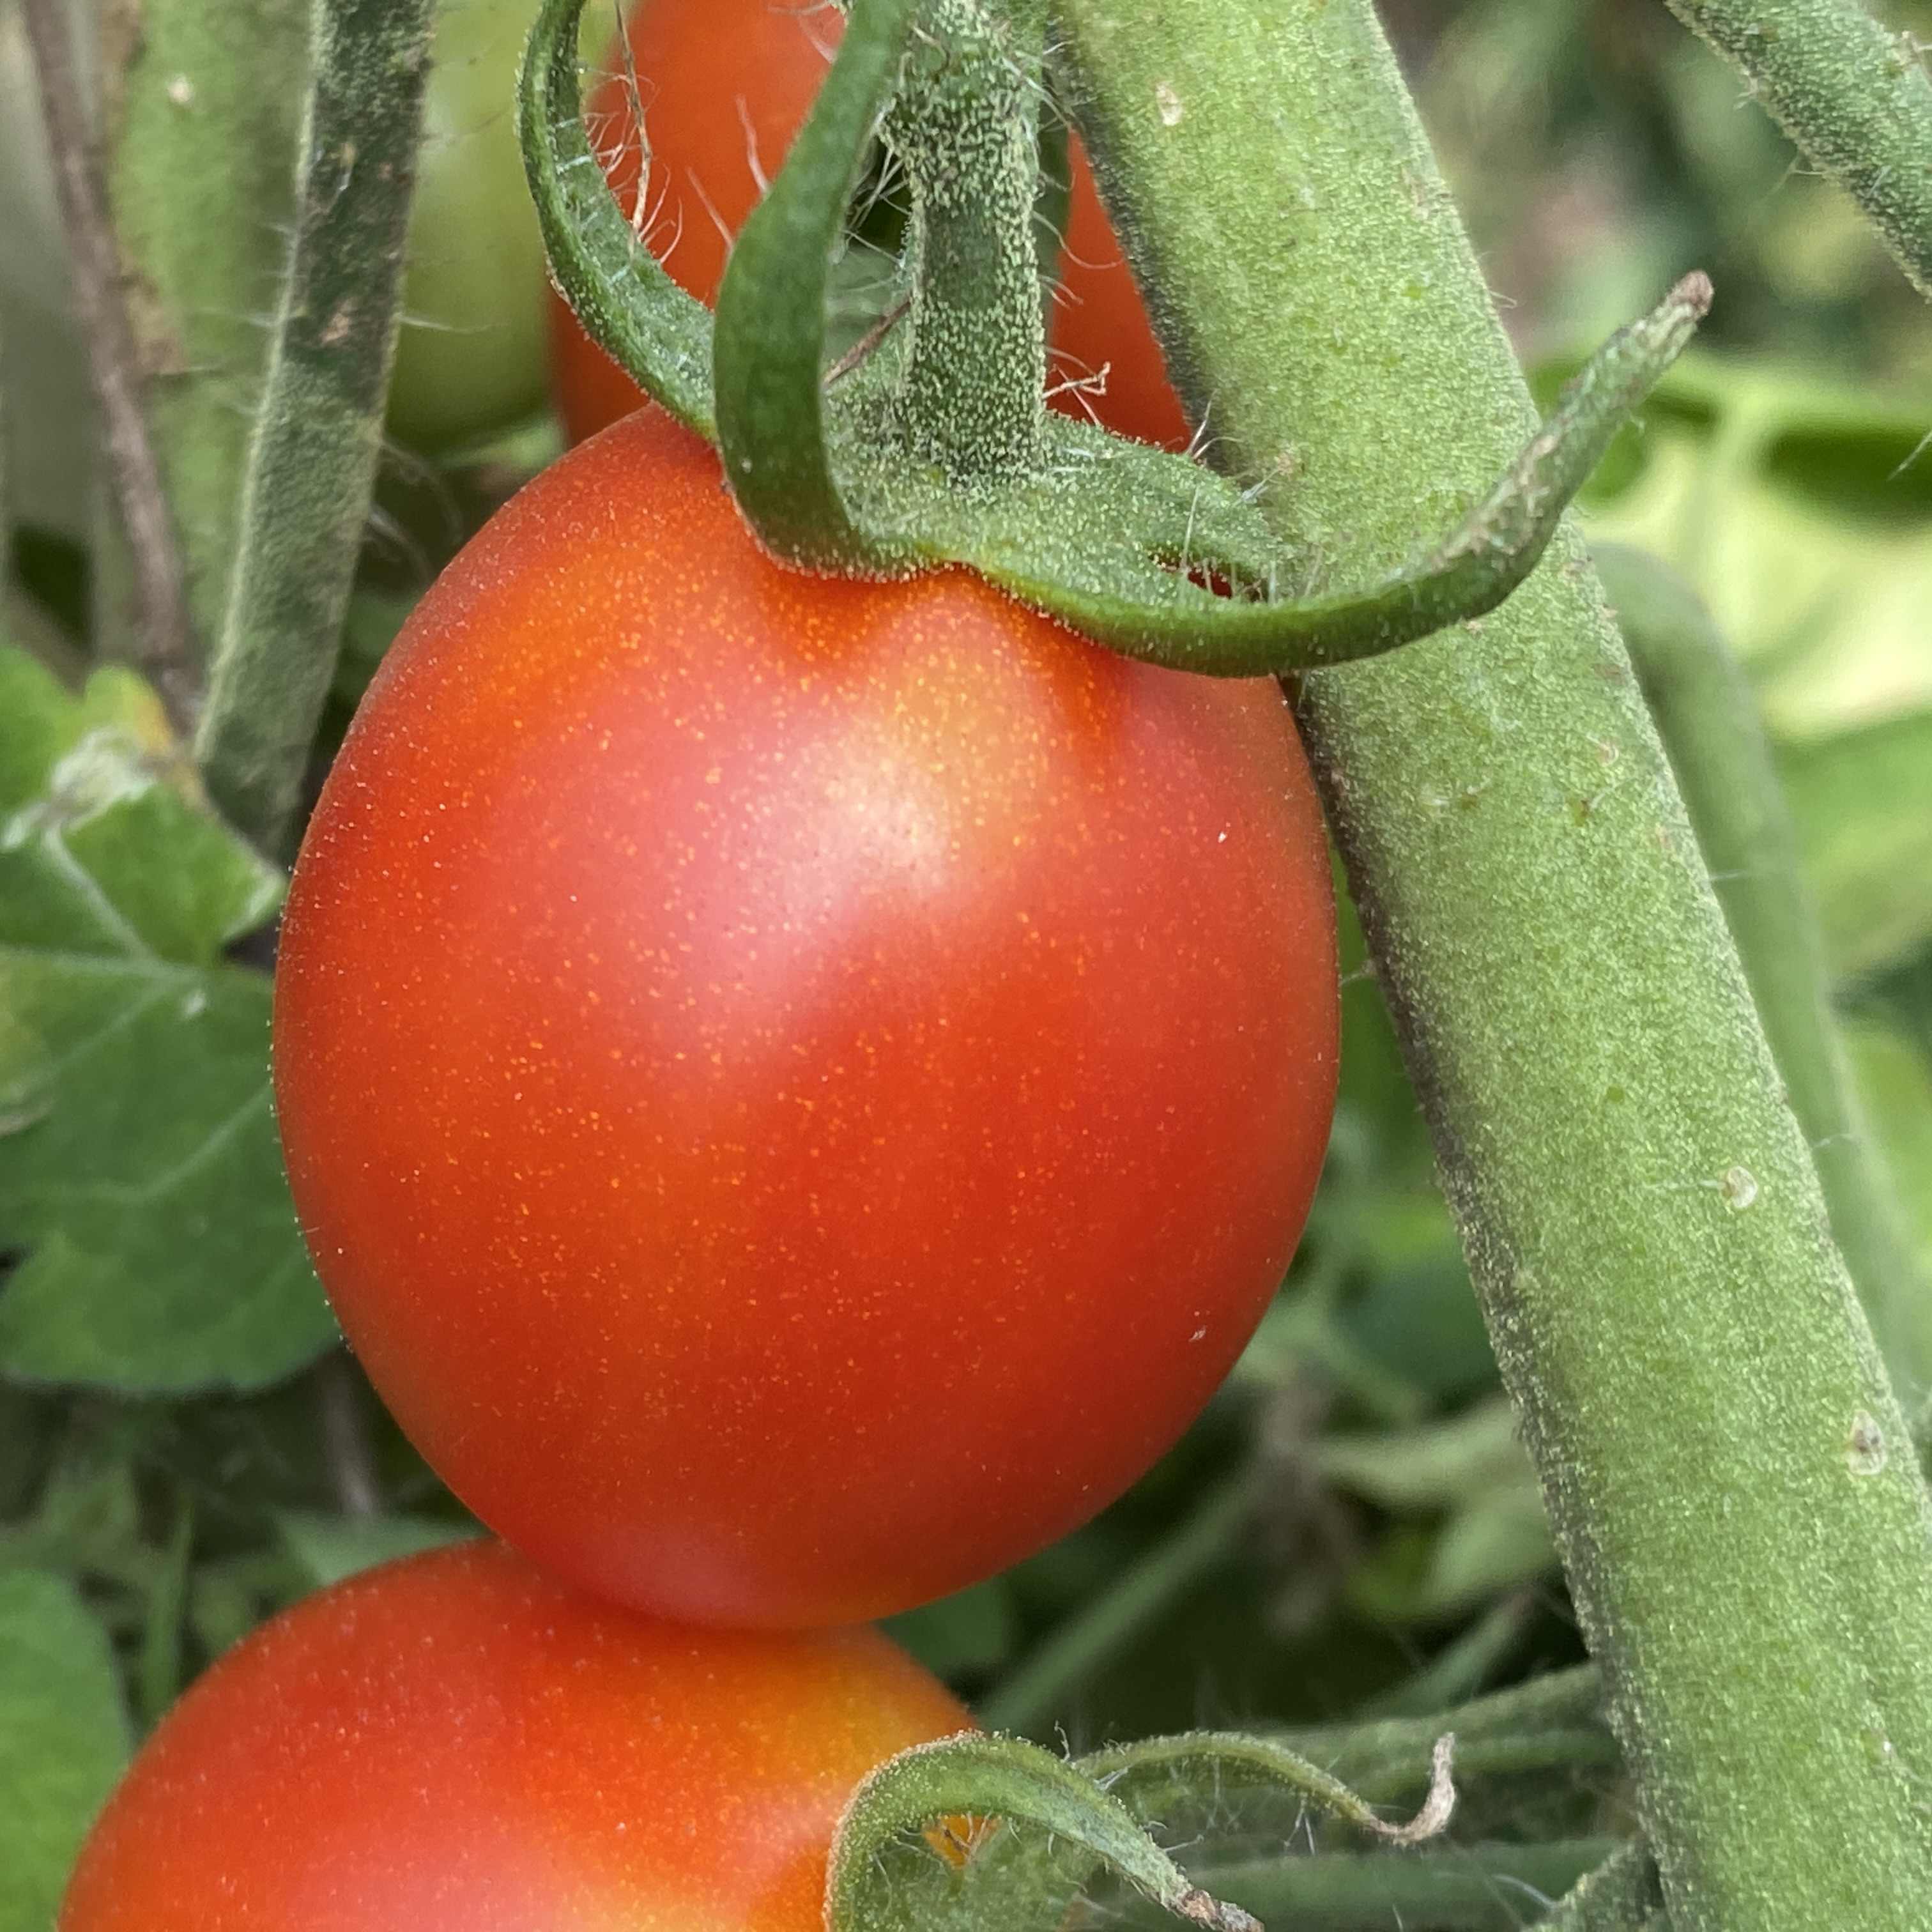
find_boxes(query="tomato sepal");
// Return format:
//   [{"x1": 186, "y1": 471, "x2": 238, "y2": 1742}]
[
  {"x1": 523, "y1": 0, "x2": 1709, "y2": 677},
  {"x1": 827, "y1": 1726, "x2": 1459, "y2": 1932},
  {"x1": 517, "y1": 0, "x2": 716, "y2": 440},
  {"x1": 712, "y1": 0, "x2": 921, "y2": 571}
]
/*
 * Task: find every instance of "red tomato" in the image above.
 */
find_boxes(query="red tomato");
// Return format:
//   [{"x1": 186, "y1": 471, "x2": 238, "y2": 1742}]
[
  {"x1": 273, "y1": 406, "x2": 1337, "y2": 1629},
  {"x1": 61, "y1": 1541, "x2": 968, "y2": 1931},
  {"x1": 548, "y1": 0, "x2": 1190, "y2": 450}
]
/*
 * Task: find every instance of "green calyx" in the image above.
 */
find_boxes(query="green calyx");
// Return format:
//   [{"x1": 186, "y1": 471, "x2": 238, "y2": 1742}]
[{"x1": 519, "y1": 0, "x2": 1709, "y2": 675}]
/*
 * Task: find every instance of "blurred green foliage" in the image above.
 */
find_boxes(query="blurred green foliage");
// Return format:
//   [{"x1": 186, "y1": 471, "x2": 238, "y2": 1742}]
[{"x1": 3, "y1": 0, "x2": 1930, "y2": 1922}]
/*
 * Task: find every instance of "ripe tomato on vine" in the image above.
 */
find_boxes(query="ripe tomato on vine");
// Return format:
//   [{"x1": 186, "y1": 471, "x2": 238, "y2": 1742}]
[
  {"x1": 272, "y1": 406, "x2": 1338, "y2": 1630},
  {"x1": 548, "y1": 0, "x2": 1191, "y2": 449},
  {"x1": 60, "y1": 1543, "x2": 969, "y2": 1931}
]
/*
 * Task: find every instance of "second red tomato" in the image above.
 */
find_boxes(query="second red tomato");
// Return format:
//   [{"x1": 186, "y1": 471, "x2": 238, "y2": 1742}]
[
  {"x1": 62, "y1": 1542, "x2": 967, "y2": 1931},
  {"x1": 548, "y1": 0, "x2": 1191, "y2": 450}
]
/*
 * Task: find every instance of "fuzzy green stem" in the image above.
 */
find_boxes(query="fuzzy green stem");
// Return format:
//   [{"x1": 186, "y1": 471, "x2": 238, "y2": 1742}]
[
  {"x1": 518, "y1": 0, "x2": 714, "y2": 438},
  {"x1": 192, "y1": 0, "x2": 435, "y2": 850},
  {"x1": 711, "y1": 0, "x2": 916, "y2": 571},
  {"x1": 1542, "y1": 1841, "x2": 1666, "y2": 1931},
  {"x1": 95, "y1": 0, "x2": 307, "y2": 673},
  {"x1": 829, "y1": 1731, "x2": 1259, "y2": 1932},
  {"x1": 1660, "y1": 0, "x2": 1932, "y2": 298},
  {"x1": 523, "y1": 0, "x2": 1700, "y2": 674},
  {"x1": 1163, "y1": 1839, "x2": 1626, "y2": 1932},
  {"x1": 885, "y1": 0, "x2": 1048, "y2": 477},
  {"x1": 978, "y1": 1467, "x2": 1258, "y2": 1735},
  {"x1": 1281, "y1": 1666, "x2": 1616, "y2": 1810},
  {"x1": 1598, "y1": 544, "x2": 1932, "y2": 1406},
  {"x1": 1054, "y1": 5, "x2": 1932, "y2": 1927},
  {"x1": 22, "y1": 0, "x2": 196, "y2": 730}
]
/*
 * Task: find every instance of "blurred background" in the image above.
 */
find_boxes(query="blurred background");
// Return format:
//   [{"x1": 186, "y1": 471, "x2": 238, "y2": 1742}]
[{"x1": 3, "y1": 0, "x2": 1931, "y2": 1918}]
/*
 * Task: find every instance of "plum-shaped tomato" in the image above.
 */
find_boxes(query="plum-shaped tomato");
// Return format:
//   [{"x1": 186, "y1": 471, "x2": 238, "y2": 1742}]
[
  {"x1": 273, "y1": 406, "x2": 1337, "y2": 1628},
  {"x1": 61, "y1": 1542, "x2": 968, "y2": 1930}
]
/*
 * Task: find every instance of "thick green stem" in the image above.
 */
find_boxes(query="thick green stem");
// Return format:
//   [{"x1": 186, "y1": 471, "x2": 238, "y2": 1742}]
[
  {"x1": 1598, "y1": 544, "x2": 1932, "y2": 1407},
  {"x1": 96, "y1": 0, "x2": 307, "y2": 671},
  {"x1": 192, "y1": 0, "x2": 434, "y2": 850},
  {"x1": 1660, "y1": 0, "x2": 1932, "y2": 298},
  {"x1": 1054, "y1": 5, "x2": 1932, "y2": 1927},
  {"x1": 886, "y1": 0, "x2": 1048, "y2": 477},
  {"x1": 22, "y1": 0, "x2": 196, "y2": 729}
]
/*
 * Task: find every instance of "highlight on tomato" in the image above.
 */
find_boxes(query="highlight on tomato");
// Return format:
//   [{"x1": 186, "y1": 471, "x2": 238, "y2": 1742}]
[
  {"x1": 60, "y1": 1541, "x2": 970, "y2": 1931},
  {"x1": 547, "y1": 0, "x2": 1191, "y2": 449},
  {"x1": 272, "y1": 406, "x2": 1339, "y2": 1631}
]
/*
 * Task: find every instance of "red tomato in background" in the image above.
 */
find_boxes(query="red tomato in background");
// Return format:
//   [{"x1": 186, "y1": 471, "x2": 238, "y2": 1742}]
[
  {"x1": 61, "y1": 1542, "x2": 967, "y2": 1931},
  {"x1": 273, "y1": 407, "x2": 1337, "y2": 1630},
  {"x1": 548, "y1": 0, "x2": 1190, "y2": 450}
]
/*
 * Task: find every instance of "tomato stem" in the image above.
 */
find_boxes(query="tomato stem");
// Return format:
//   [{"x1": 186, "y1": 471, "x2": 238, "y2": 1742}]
[
  {"x1": 1179, "y1": 1838, "x2": 1639, "y2": 1930},
  {"x1": 88, "y1": 0, "x2": 309, "y2": 679},
  {"x1": 1660, "y1": 0, "x2": 1932, "y2": 301},
  {"x1": 884, "y1": 0, "x2": 1048, "y2": 479},
  {"x1": 19, "y1": 0, "x2": 197, "y2": 733},
  {"x1": 1599, "y1": 543, "x2": 1932, "y2": 1406},
  {"x1": 192, "y1": 0, "x2": 437, "y2": 852},
  {"x1": 1055, "y1": 3, "x2": 1932, "y2": 1926}
]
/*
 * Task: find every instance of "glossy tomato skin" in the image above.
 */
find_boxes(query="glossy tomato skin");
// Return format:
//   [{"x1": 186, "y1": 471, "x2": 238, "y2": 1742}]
[
  {"x1": 60, "y1": 1542, "x2": 967, "y2": 1932},
  {"x1": 549, "y1": 0, "x2": 1189, "y2": 449},
  {"x1": 273, "y1": 406, "x2": 1337, "y2": 1629}
]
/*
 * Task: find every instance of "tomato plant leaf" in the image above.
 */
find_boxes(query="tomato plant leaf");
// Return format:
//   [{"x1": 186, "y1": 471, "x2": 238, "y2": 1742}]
[
  {"x1": 1777, "y1": 712, "x2": 1932, "y2": 981},
  {"x1": 1844, "y1": 1021, "x2": 1932, "y2": 1291},
  {"x1": 275, "y1": 1510, "x2": 479, "y2": 1591},
  {"x1": 1572, "y1": 356, "x2": 1932, "y2": 744},
  {"x1": 0, "y1": 1568, "x2": 131, "y2": 1932},
  {"x1": 0, "y1": 651, "x2": 335, "y2": 1393}
]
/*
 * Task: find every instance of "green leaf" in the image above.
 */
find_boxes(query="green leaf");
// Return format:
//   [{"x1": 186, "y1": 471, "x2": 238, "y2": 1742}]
[
  {"x1": 0, "y1": 1569, "x2": 132, "y2": 1932},
  {"x1": 882, "y1": 1579, "x2": 1019, "y2": 1680},
  {"x1": 0, "y1": 1437, "x2": 151, "y2": 1589},
  {"x1": 1319, "y1": 1402, "x2": 1555, "y2": 1621},
  {"x1": 1845, "y1": 1021, "x2": 1932, "y2": 1282},
  {"x1": 0, "y1": 652, "x2": 335, "y2": 1392},
  {"x1": 1317, "y1": 1399, "x2": 1532, "y2": 1512},
  {"x1": 276, "y1": 1510, "x2": 478, "y2": 1591},
  {"x1": 1574, "y1": 356, "x2": 1932, "y2": 744},
  {"x1": 1778, "y1": 713, "x2": 1932, "y2": 980}
]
